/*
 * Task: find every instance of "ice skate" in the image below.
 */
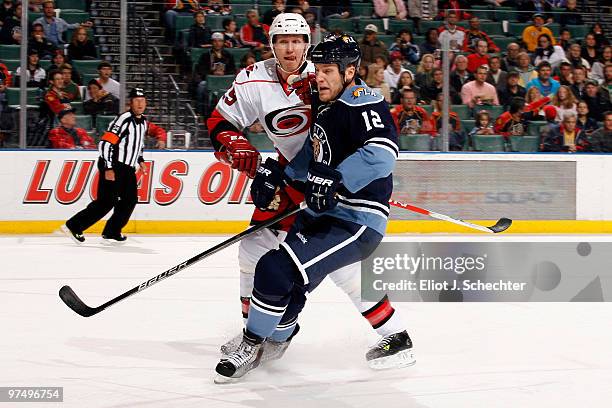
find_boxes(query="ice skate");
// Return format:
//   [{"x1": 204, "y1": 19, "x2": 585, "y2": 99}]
[
  {"x1": 215, "y1": 331, "x2": 264, "y2": 383},
  {"x1": 61, "y1": 224, "x2": 85, "y2": 243},
  {"x1": 221, "y1": 324, "x2": 299, "y2": 363},
  {"x1": 366, "y1": 330, "x2": 416, "y2": 370}
]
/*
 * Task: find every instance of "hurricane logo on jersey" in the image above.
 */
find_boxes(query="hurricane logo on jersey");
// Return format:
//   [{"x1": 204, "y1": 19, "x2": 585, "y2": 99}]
[
  {"x1": 312, "y1": 123, "x2": 331, "y2": 165},
  {"x1": 264, "y1": 106, "x2": 311, "y2": 138}
]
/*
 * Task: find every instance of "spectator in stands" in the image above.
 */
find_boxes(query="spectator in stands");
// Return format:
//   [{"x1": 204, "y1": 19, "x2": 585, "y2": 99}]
[
  {"x1": 450, "y1": 54, "x2": 473, "y2": 94},
  {"x1": 430, "y1": 93, "x2": 464, "y2": 150},
  {"x1": 437, "y1": 0, "x2": 471, "y2": 21},
  {"x1": 591, "y1": 47, "x2": 612, "y2": 84},
  {"x1": 526, "y1": 61, "x2": 560, "y2": 97},
  {"x1": 238, "y1": 51, "x2": 257, "y2": 71},
  {"x1": 559, "y1": 0, "x2": 583, "y2": 27},
  {"x1": 165, "y1": 0, "x2": 200, "y2": 40},
  {"x1": 467, "y1": 39, "x2": 490, "y2": 74},
  {"x1": 551, "y1": 85, "x2": 577, "y2": 122},
  {"x1": 576, "y1": 100, "x2": 599, "y2": 135},
  {"x1": 188, "y1": 11, "x2": 212, "y2": 48},
  {"x1": 438, "y1": 11, "x2": 465, "y2": 52},
  {"x1": 557, "y1": 28, "x2": 573, "y2": 52},
  {"x1": 581, "y1": 33, "x2": 601, "y2": 67},
  {"x1": 542, "y1": 112, "x2": 588, "y2": 152},
  {"x1": 421, "y1": 67, "x2": 444, "y2": 104},
  {"x1": 43, "y1": 69, "x2": 71, "y2": 118},
  {"x1": 0, "y1": 0, "x2": 21, "y2": 45},
  {"x1": 359, "y1": 24, "x2": 388, "y2": 66},
  {"x1": 586, "y1": 111, "x2": 612, "y2": 152},
  {"x1": 384, "y1": 52, "x2": 408, "y2": 94},
  {"x1": 566, "y1": 43, "x2": 590, "y2": 70},
  {"x1": 60, "y1": 63, "x2": 81, "y2": 102},
  {"x1": 391, "y1": 88, "x2": 431, "y2": 135},
  {"x1": 392, "y1": 71, "x2": 420, "y2": 104},
  {"x1": 373, "y1": 0, "x2": 407, "y2": 20},
  {"x1": 406, "y1": 0, "x2": 438, "y2": 26},
  {"x1": 15, "y1": 49, "x2": 46, "y2": 88},
  {"x1": 570, "y1": 65, "x2": 587, "y2": 99},
  {"x1": 533, "y1": 34, "x2": 565, "y2": 70},
  {"x1": 389, "y1": 29, "x2": 420, "y2": 65},
  {"x1": 517, "y1": 0, "x2": 552, "y2": 24},
  {"x1": 90, "y1": 62, "x2": 120, "y2": 99},
  {"x1": 461, "y1": 65, "x2": 500, "y2": 109},
  {"x1": 591, "y1": 23, "x2": 609, "y2": 50},
  {"x1": 240, "y1": 9, "x2": 269, "y2": 50},
  {"x1": 463, "y1": 17, "x2": 500, "y2": 54},
  {"x1": 522, "y1": 13, "x2": 555, "y2": 53},
  {"x1": 557, "y1": 61, "x2": 573, "y2": 86},
  {"x1": 604, "y1": 64, "x2": 612, "y2": 96},
  {"x1": 317, "y1": 0, "x2": 351, "y2": 22},
  {"x1": 486, "y1": 56, "x2": 507, "y2": 90},
  {"x1": 204, "y1": 0, "x2": 231, "y2": 15},
  {"x1": 420, "y1": 28, "x2": 440, "y2": 57},
  {"x1": 28, "y1": 22, "x2": 56, "y2": 60},
  {"x1": 366, "y1": 64, "x2": 391, "y2": 103},
  {"x1": 494, "y1": 97, "x2": 531, "y2": 138},
  {"x1": 583, "y1": 80, "x2": 612, "y2": 121},
  {"x1": 524, "y1": 86, "x2": 546, "y2": 120},
  {"x1": 0, "y1": 60, "x2": 12, "y2": 86},
  {"x1": 0, "y1": 0, "x2": 14, "y2": 23},
  {"x1": 263, "y1": 0, "x2": 285, "y2": 25},
  {"x1": 515, "y1": 52, "x2": 537, "y2": 87},
  {"x1": 194, "y1": 32, "x2": 236, "y2": 114},
  {"x1": 222, "y1": 18, "x2": 241, "y2": 48},
  {"x1": 499, "y1": 71, "x2": 526, "y2": 108},
  {"x1": 501, "y1": 42, "x2": 520, "y2": 73},
  {"x1": 47, "y1": 106, "x2": 96, "y2": 149},
  {"x1": 35, "y1": 1, "x2": 93, "y2": 47},
  {"x1": 468, "y1": 110, "x2": 495, "y2": 143},
  {"x1": 67, "y1": 27, "x2": 97, "y2": 60},
  {"x1": 415, "y1": 53, "x2": 435, "y2": 89},
  {"x1": 83, "y1": 79, "x2": 119, "y2": 116}
]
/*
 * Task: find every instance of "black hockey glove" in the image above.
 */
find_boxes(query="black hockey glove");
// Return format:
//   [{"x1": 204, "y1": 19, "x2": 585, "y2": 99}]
[
  {"x1": 250, "y1": 158, "x2": 288, "y2": 211},
  {"x1": 305, "y1": 161, "x2": 342, "y2": 213}
]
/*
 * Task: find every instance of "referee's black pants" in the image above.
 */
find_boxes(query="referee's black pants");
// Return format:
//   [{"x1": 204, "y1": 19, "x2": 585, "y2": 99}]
[{"x1": 66, "y1": 158, "x2": 138, "y2": 236}]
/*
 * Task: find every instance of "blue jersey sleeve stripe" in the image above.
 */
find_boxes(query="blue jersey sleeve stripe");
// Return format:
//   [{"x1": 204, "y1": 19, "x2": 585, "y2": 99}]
[
  {"x1": 364, "y1": 138, "x2": 399, "y2": 158},
  {"x1": 337, "y1": 144, "x2": 396, "y2": 193}
]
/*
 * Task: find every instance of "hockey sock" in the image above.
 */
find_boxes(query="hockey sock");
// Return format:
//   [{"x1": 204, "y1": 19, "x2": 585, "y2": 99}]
[
  {"x1": 362, "y1": 295, "x2": 405, "y2": 337},
  {"x1": 269, "y1": 317, "x2": 298, "y2": 342}
]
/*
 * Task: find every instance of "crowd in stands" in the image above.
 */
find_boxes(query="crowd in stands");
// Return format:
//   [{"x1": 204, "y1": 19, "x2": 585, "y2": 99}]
[{"x1": 164, "y1": 0, "x2": 611, "y2": 152}]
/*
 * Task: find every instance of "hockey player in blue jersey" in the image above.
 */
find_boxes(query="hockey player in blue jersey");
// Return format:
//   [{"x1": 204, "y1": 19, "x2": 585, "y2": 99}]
[{"x1": 215, "y1": 33, "x2": 414, "y2": 382}]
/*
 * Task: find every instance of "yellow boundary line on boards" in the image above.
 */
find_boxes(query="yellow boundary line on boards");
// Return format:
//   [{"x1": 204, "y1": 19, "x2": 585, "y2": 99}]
[{"x1": 3, "y1": 220, "x2": 612, "y2": 234}]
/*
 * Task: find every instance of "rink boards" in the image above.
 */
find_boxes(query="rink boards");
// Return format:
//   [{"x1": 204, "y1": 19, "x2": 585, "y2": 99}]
[{"x1": 1, "y1": 149, "x2": 612, "y2": 234}]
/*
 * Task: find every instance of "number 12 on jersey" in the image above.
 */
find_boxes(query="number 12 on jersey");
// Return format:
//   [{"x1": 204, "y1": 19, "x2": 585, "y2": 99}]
[{"x1": 362, "y1": 110, "x2": 384, "y2": 131}]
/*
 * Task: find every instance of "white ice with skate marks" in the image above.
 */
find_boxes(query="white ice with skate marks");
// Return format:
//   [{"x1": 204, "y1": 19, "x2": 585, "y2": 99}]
[{"x1": 1, "y1": 234, "x2": 612, "y2": 407}]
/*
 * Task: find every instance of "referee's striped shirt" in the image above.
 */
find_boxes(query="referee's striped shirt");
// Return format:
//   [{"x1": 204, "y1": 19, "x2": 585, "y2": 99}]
[{"x1": 99, "y1": 110, "x2": 147, "y2": 169}]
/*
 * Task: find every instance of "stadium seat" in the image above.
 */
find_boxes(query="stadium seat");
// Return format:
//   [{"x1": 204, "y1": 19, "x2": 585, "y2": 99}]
[
  {"x1": 191, "y1": 48, "x2": 209, "y2": 70},
  {"x1": 226, "y1": 47, "x2": 251, "y2": 66},
  {"x1": 95, "y1": 115, "x2": 116, "y2": 135},
  {"x1": 399, "y1": 134, "x2": 432, "y2": 151},
  {"x1": 479, "y1": 22, "x2": 504, "y2": 37},
  {"x1": 3, "y1": 59, "x2": 19, "y2": 72},
  {"x1": 231, "y1": 4, "x2": 252, "y2": 15},
  {"x1": 461, "y1": 119, "x2": 476, "y2": 132},
  {"x1": 419, "y1": 104, "x2": 433, "y2": 115},
  {"x1": 72, "y1": 60, "x2": 102, "y2": 75},
  {"x1": 28, "y1": 12, "x2": 43, "y2": 24},
  {"x1": 353, "y1": 4, "x2": 374, "y2": 17},
  {"x1": 419, "y1": 20, "x2": 442, "y2": 33},
  {"x1": 495, "y1": 36, "x2": 518, "y2": 50},
  {"x1": 74, "y1": 114, "x2": 93, "y2": 130},
  {"x1": 547, "y1": 23, "x2": 561, "y2": 37},
  {"x1": 0, "y1": 44, "x2": 20, "y2": 59},
  {"x1": 472, "y1": 134, "x2": 506, "y2": 152},
  {"x1": 7, "y1": 87, "x2": 40, "y2": 107},
  {"x1": 389, "y1": 19, "x2": 414, "y2": 34},
  {"x1": 478, "y1": 105, "x2": 505, "y2": 120},
  {"x1": 71, "y1": 101, "x2": 83, "y2": 113},
  {"x1": 356, "y1": 18, "x2": 384, "y2": 34},
  {"x1": 57, "y1": 0, "x2": 87, "y2": 10},
  {"x1": 510, "y1": 135, "x2": 540, "y2": 152},
  {"x1": 378, "y1": 35, "x2": 395, "y2": 48},
  {"x1": 206, "y1": 14, "x2": 231, "y2": 31},
  {"x1": 508, "y1": 23, "x2": 530, "y2": 38},
  {"x1": 175, "y1": 15, "x2": 194, "y2": 37},
  {"x1": 39, "y1": 59, "x2": 53, "y2": 70},
  {"x1": 493, "y1": 7, "x2": 518, "y2": 22},
  {"x1": 452, "y1": 105, "x2": 471, "y2": 120},
  {"x1": 81, "y1": 73, "x2": 98, "y2": 85},
  {"x1": 235, "y1": 15, "x2": 248, "y2": 28},
  {"x1": 327, "y1": 18, "x2": 355, "y2": 33},
  {"x1": 470, "y1": 6, "x2": 493, "y2": 21},
  {"x1": 60, "y1": 11, "x2": 89, "y2": 25},
  {"x1": 528, "y1": 121, "x2": 548, "y2": 135},
  {"x1": 206, "y1": 75, "x2": 235, "y2": 92},
  {"x1": 566, "y1": 25, "x2": 589, "y2": 39},
  {"x1": 231, "y1": 0, "x2": 254, "y2": 3},
  {"x1": 246, "y1": 132, "x2": 274, "y2": 150}
]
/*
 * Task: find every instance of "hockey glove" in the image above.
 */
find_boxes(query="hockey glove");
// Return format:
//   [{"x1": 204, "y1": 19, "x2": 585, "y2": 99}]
[
  {"x1": 215, "y1": 131, "x2": 261, "y2": 178},
  {"x1": 289, "y1": 72, "x2": 317, "y2": 105},
  {"x1": 305, "y1": 161, "x2": 342, "y2": 213},
  {"x1": 250, "y1": 158, "x2": 288, "y2": 211}
]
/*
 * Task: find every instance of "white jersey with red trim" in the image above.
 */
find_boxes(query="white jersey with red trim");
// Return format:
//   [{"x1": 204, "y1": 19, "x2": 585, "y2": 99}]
[{"x1": 215, "y1": 58, "x2": 314, "y2": 161}]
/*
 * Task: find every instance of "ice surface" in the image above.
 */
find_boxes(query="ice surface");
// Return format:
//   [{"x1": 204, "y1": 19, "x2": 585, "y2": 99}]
[{"x1": 1, "y1": 234, "x2": 611, "y2": 408}]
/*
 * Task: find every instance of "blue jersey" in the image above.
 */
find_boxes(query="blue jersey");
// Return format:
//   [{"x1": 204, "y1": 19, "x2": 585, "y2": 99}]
[{"x1": 286, "y1": 80, "x2": 399, "y2": 235}]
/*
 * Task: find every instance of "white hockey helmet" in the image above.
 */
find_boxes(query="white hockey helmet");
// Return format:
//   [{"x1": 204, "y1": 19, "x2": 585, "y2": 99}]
[{"x1": 269, "y1": 13, "x2": 311, "y2": 71}]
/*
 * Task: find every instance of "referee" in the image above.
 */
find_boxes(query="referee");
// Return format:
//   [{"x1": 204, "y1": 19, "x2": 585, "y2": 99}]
[{"x1": 62, "y1": 88, "x2": 149, "y2": 244}]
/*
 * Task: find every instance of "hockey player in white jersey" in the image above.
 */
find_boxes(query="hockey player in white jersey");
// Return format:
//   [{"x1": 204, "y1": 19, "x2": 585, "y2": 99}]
[{"x1": 207, "y1": 13, "x2": 413, "y2": 369}]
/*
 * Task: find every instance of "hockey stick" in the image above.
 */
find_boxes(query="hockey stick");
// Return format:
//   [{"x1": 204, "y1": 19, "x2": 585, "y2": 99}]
[
  {"x1": 389, "y1": 199, "x2": 512, "y2": 233},
  {"x1": 59, "y1": 202, "x2": 307, "y2": 317}
]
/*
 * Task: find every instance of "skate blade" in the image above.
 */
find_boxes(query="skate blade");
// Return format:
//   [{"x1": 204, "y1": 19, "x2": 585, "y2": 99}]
[
  {"x1": 101, "y1": 238, "x2": 127, "y2": 246},
  {"x1": 214, "y1": 374, "x2": 242, "y2": 384},
  {"x1": 60, "y1": 225, "x2": 84, "y2": 244},
  {"x1": 368, "y1": 348, "x2": 416, "y2": 371}
]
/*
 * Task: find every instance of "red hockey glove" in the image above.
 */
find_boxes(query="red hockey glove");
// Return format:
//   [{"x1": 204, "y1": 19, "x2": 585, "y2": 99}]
[
  {"x1": 215, "y1": 131, "x2": 261, "y2": 178},
  {"x1": 289, "y1": 72, "x2": 317, "y2": 105}
]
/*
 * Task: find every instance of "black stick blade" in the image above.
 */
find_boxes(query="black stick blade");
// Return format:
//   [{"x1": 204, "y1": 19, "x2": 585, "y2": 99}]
[
  {"x1": 59, "y1": 285, "x2": 99, "y2": 317},
  {"x1": 488, "y1": 218, "x2": 513, "y2": 233}
]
